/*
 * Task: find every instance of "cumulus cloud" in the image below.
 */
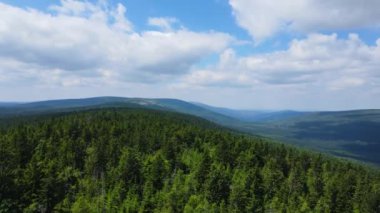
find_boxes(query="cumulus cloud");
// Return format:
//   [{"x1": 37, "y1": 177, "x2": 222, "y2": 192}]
[
  {"x1": 0, "y1": 1, "x2": 232, "y2": 86},
  {"x1": 148, "y1": 17, "x2": 179, "y2": 31},
  {"x1": 182, "y1": 33, "x2": 380, "y2": 91},
  {"x1": 171, "y1": 33, "x2": 380, "y2": 109},
  {"x1": 229, "y1": 0, "x2": 380, "y2": 41}
]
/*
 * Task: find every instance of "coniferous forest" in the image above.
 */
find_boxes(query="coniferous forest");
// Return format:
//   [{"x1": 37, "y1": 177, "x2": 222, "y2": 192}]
[{"x1": 1, "y1": 108, "x2": 380, "y2": 212}]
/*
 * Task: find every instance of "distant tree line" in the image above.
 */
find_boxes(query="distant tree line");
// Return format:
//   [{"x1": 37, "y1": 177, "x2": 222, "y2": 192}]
[{"x1": 1, "y1": 108, "x2": 379, "y2": 212}]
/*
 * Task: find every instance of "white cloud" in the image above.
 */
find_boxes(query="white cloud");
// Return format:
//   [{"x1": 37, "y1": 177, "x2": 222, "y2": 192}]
[
  {"x1": 181, "y1": 69, "x2": 254, "y2": 88},
  {"x1": 111, "y1": 3, "x2": 134, "y2": 32},
  {"x1": 0, "y1": 1, "x2": 232, "y2": 87},
  {"x1": 181, "y1": 33, "x2": 380, "y2": 94},
  {"x1": 229, "y1": 0, "x2": 380, "y2": 41},
  {"x1": 329, "y1": 77, "x2": 365, "y2": 91},
  {"x1": 148, "y1": 17, "x2": 179, "y2": 31},
  {"x1": 171, "y1": 33, "x2": 380, "y2": 110}
]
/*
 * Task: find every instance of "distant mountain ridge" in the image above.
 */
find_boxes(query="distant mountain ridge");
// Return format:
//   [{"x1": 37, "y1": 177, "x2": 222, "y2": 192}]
[
  {"x1": 0, "y1": 97, "x2": 239, "y2": 125},
  {"x1": 193, "y1": 102, "x2": 310, "y2": 122},
  {"x1": 0, "y1": 102, "x2": 21, "y2": 107}
]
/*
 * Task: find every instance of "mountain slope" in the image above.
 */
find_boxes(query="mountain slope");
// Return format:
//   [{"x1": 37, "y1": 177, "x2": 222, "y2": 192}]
[
  {"x1": 192, "y1": 103, "x2": 380, "y2": 166},
  {"x1": 237, "y1": 110, "x2": 380, "y2": 165},
  {"x1": 2, "y1": 97, "x2": 380, "y2": 166}
]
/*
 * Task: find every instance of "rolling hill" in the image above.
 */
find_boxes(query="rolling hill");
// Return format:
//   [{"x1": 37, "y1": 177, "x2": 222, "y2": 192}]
[
  {"x1": 0, "y1": 97, "x2": 237, "y2": 125},
  {"x1": 1, "y1": 97, "x2": 380, "y2": 166}
]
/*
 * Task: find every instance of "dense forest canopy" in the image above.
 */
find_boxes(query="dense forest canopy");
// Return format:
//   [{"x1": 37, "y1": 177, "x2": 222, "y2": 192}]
[{"x1": 1, "y1": 108, "x2": 380, "y2": 212}]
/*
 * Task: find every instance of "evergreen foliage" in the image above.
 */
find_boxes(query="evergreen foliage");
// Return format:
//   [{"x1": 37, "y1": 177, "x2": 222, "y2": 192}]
[{"x1": 1, "y1": 108, "x2": 379, "y2": 212}]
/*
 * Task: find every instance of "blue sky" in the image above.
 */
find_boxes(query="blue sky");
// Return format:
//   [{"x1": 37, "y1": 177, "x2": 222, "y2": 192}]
[
  {"x1": 0, "y1": 0, "x2": 380, "y2": 110},
  {"x1": 2, "y1": 0, "x2": 249, "y2": 38}
]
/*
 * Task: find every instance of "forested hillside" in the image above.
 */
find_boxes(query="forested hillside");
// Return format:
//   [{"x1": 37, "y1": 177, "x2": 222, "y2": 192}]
[
  {"x1": 1, "y1": 108, "x2": 379, "y2": 212},
  {"x1": 2, "y1": 97, "x2": 380, "y2": 166}
]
